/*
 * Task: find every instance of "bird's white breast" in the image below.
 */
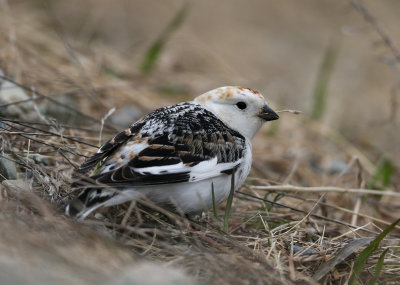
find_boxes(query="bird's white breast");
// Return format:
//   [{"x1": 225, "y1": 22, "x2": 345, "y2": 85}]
[{"x1": 132, "y1": 140, "x2": 252, "y2": 214}]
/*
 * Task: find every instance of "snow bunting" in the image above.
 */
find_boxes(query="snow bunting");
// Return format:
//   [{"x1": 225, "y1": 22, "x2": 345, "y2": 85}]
[{"x1": 66, "y1": 86, "x2": 279, "y2": 219}]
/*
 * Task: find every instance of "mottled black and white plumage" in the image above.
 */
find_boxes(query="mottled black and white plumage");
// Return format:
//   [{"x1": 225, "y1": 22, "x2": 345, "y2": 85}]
[{"x1": 66, "y1": 86, "x2": 279, "y2": 219}]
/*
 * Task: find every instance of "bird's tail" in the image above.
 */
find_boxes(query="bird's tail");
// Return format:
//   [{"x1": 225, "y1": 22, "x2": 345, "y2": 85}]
[
  {"x1": 66, "y1": 187, "x2": 138, "y2": 220},
  {"x1": 65, "y1": 187, "x2": 112, "y2": 219}
]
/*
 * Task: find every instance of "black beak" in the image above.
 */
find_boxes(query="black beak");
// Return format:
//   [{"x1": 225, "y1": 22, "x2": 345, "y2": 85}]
[{"x1": 258, "y1": 105, "x2": 279, "y2": 121}]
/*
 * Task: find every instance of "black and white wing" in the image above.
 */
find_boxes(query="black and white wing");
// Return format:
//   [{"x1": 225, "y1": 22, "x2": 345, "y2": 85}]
[
  {"x1": 74, "y1": 102, "x2": 246, "y2": 186},
  {"x1": 67, "y1": 102, "x2": 246, "y2": 217}
]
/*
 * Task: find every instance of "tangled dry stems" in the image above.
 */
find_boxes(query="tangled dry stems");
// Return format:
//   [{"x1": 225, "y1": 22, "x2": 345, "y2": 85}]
[{"x1": 1, "y1": 2, "x2": 400, "y2": 285}]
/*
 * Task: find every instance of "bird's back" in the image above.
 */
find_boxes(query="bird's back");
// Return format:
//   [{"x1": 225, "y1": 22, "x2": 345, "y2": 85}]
[{"x1": 67, "y1": 101, "x2": 247, "y2": 218}]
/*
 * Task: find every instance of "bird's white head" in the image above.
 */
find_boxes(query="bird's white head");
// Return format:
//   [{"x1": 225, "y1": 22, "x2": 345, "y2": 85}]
[{"x1": 194, "y1": 86, "x2": 279, "y2": 140}]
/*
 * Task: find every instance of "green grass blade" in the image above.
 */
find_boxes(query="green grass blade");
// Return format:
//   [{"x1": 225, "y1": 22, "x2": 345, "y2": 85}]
[
  {"x1": 310, "y1": 43, "x2": 338, "y2": 121},
  {"x1": 223, "y1": 172, "x2": 235, "y2": 233},
  {"x1": 267, "y1": 193, "x2": 285, "y2": 211},
  {"x1": 349, "y1": 218, "x2": 400, "y2": 285},
  {"x1": 211, "y1": 182, "x2": 219, "y2": 220},
  {"x1": 367, "y1": 157, "x2": 393, "y2": 190},
  {"x1": 313, "y1": 237, "x2": 374, "y2": 281},
  {"x1": 140, "y1": 2, "x2": 190, "y2": 75},
  {"x1": 368, "y1": 248, "x2": 389, "y2": 285}
]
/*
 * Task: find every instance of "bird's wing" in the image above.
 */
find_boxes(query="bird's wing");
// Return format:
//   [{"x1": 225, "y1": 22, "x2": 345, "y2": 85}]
[
  {"x1": 74, "y1": 102, "x2": 246, "y2": 187},
  {"x1": 74, "y1": 120, "x2": 146, "y2": 176}
]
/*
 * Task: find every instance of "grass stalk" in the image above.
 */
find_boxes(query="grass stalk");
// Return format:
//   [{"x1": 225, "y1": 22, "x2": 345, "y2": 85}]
[
  {"x1": 349, "y1": 218, "x2": 400, "y2": 285},
  {"x1": 223, "y1": 172, "x2": 235, "y2": 233}
]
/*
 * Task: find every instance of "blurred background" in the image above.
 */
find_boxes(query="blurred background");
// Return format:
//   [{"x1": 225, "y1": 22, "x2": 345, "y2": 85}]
[
  {"x1": 11, "y1": 0, "x2": 398, "y2": 164},
  {"x1": 1, "y1": 1, "x2": 400, "y2": 284}
]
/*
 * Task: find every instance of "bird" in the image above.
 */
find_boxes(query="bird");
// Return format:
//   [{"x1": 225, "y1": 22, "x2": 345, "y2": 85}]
[{"x1": 66, "y1": 86, "x2": 279, "y2": 219}]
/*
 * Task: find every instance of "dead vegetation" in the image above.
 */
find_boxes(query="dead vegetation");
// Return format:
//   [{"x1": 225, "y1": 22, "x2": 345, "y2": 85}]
[{"x1": 1, "y1": 1, "x2": 400, "y2": 284}]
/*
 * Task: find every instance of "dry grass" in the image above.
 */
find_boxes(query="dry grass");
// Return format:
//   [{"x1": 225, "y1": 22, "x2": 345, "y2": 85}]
[{"x1": 1, "y1": 1, "x2": 400, "y2": 284}]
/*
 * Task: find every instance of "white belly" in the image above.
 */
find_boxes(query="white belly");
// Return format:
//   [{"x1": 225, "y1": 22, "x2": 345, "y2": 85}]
[{"x1": 134, "y1": 141, "x2": 252, "y2": 214}]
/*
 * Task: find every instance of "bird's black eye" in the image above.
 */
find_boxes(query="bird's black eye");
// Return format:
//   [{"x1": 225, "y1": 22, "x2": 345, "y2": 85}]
[{"x1": 236, "y1": 101, "x2": 247, "y2": 110}]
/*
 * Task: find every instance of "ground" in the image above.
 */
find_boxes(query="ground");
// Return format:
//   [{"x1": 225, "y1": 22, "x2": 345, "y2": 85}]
[{"x1": 0, "y1": 1, "x2": 400, "y2": 284}]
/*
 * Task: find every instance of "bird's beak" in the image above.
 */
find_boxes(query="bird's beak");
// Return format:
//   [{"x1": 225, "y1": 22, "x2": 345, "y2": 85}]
[{"x1": 258, "y1": 105, "x2": 279, "y2": 121}]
